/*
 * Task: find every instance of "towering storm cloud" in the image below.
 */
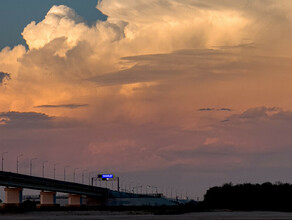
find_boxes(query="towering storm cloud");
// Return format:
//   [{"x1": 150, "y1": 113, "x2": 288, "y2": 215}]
[{"x1": 1, "y1": 0, "x2": 292, "y2": 198}]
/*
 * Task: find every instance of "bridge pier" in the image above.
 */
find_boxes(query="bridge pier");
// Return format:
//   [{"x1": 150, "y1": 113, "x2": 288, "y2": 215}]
[
  {"x1": 4, "y1": 187, "x2": 23, "y2": 205},
  {"x1": 39, "y1": 191, "x2": 57, "y2": 207},
  {"x1": 68, "y1": 194, "x2": 83, "y2": 207}
]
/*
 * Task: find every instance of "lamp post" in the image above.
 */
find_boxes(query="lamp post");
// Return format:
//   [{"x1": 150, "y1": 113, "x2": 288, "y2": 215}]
[
  {"x1": 82, "y1": 169, "x2": 87, "y2": 184},
  {"x1": 42, "y1": 160, "x2": 48, "y2": 177},
  {"x1": 88, "y1": 172, "x2": 92, "y2": 185},
  {"x1": 2, "y1": 151, "x2": 8, "y2": 171},
  {"x1": 30, "y1": 158, "x2": 37, "y2": 176},
  {"x1": 89, "y1": 172, "x2": 97, "y2": 186},
  {"x1": 146, "y1": 185, "x2": 151, "y2": 194},
  {"x1": 64, "y1": 165, "x2": 69, "y2": 181},
  {"x1": 165, "y1": 187, "x2": 168, "y2": 198},
  {"x1": 133, "y1": 185, "x2": 142, "y2": 194},
  {"x1": 54, "y1": 163, "x2": 59, "y2": 179},
  {"x1": 73, "y1": 168, "x2": 79, "y2": 183},
  {"x1": 16, "y1": 154, "x2": 23, "y2": 173},
  {"x1": 117, "y1": 177, "x2": 120, "y2": 192}
]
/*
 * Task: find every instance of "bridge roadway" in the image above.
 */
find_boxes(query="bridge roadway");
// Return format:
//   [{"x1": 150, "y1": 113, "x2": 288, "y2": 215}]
[{"x1": 0, "y1": 171, "x2": 109, "y2": 198}]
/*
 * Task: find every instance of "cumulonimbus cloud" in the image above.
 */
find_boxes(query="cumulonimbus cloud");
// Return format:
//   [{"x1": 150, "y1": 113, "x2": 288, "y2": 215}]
[{"x1": 1, "y1": 1, "x2": 292, "y2": 185}]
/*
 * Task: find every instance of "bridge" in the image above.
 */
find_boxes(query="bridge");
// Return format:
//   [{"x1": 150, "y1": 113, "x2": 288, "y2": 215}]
[
  {"x1": 0, "y1": 171, "x2": 110, "y2": 207},
  {"x1": 0, "y1": 171, "x2": 177, "y2": 207}
]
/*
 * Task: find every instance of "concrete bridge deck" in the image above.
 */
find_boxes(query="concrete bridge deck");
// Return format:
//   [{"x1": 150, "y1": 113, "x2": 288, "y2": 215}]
[
  {"x1": 0, "y1": 171, "x2": 175, "y2": 207},
  {"x1": 0, "y1": 171, "x2": 109, "y2": 198}
]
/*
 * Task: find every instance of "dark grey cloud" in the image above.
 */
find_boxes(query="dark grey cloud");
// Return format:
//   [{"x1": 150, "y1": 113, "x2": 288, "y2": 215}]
[
  {"x1": 91, "y1": 49, "x2": 234, "y2": 87},
  {"x1": 35, "y1": 104, "x2": 89, "y2": 109},
  {"x1": 199, "y1": 108, "x2": 215, "y2": 111},
  {"x1": 0, "y1": 72, "x2": 10, "y2": 85},
  {"x1": 0, "y1": 111, "x2": 79, "y2": 129},
  {"x1": 199, "y1": 108, "x2": 232, "y2": 112},
  {"x1": 239, "y1": 106, "x2": 278, "y2": 119},
  {"x1": 218, "y1": 106, "x2": 292, "y2": 123},
  {"x1": 0, "y1": 111, "x2": 52, "y2": 129},
  {"x1": 91, "y1": 46, "x2": 292, "y2": 88},
  {"x1": 91, "y1": 46, "x2": 274, "y2": 88},
  {"x1": 219, "y1": 108, "x2": 232, "y2": 111},
  {"x1": 215, "y1": 43, "x2": 256, "y2": 50},
  {"x1": 92, "y1": 63, "x2": 170, "y2": 87},
  {"x1": 225, "y1": 106, "x2": 292, "y2": 121}
]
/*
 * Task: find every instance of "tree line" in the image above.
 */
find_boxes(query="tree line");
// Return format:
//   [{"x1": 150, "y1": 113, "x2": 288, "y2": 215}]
[{"x1": 203, "y1": 182, "x2": 292, "y2": 211}]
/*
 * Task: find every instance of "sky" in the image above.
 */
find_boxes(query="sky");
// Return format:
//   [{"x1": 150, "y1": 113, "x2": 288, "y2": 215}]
[{"x1": 1, "y1": 0, "x2": 292, "y2": 200}]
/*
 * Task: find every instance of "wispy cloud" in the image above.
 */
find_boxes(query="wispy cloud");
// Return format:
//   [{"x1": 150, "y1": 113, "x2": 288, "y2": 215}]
[
  {"x1": 199, "y1": 108, "x2": 232, "y2": 112},
  {"x1": 35, "y1": 104, "x2": 89, "y2": 109},
  {"x1": 199, "y1": 108, "x2": 215, "y2": 111}
]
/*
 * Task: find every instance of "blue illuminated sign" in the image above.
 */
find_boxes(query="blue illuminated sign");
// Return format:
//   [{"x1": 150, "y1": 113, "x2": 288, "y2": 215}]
[{"x1": 102, "y1": 174, "x2": 113, "y2": 178}]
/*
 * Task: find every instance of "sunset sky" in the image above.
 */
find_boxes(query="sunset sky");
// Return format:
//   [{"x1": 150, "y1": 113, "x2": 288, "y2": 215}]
[{"x1": 1, "y1": 0, "x2": 292, "y2": 199}]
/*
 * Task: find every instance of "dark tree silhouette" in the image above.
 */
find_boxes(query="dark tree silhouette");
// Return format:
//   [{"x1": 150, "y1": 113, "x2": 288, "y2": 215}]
[{"x1": 204, "y1": 182, "x2": 292, "y2": 211}]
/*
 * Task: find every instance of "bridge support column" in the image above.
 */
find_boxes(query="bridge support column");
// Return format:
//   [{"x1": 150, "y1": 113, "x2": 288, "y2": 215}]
[
  {"x1": 4, "y1": 187, "x2": 23, "y2": 205},
  {"x1": 39, "y1": 191, "x2": 56, "y2": 207},
  {"x1": 68, "y1": 194, "x2": 82, "y2": 207}
]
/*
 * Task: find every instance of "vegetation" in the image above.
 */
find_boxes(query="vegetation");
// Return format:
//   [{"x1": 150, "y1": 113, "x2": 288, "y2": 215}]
[{"x1": 204, "y1": 182, "x2": 292, "y2": 211}]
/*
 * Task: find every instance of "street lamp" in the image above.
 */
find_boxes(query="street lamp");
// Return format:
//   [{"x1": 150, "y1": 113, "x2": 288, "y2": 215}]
[
  {"x1": 89, "y1": 172, "x2": 97, "y2": 186},
  {"x1": 165, "y1": 187, "x2": 168, "y2": 198},
  {"x1": 16, "y1": 154, "x2": 23, "y2": 173},
  {"x1": 54, "y1": 163, "x2": 59, "y2": 179},
  {"x1": 117, "y1": 177, "x2": 120, "y2": 192},
  {"x1": 88, "y1": 172, "x2": 92, "y2": 185},
  {"x1": 73, "y1": 168, "x2": 79, "y2": 183},
  {"x1": 30, "y1": 158, "x2": 37, "y2": 175},
  {"x1": 2, "y1": 151, "x2": 8, "y2": 171},
  {"x1": 82, "y1": 169, "x2": 87, "y2": 184},
  {"x1": 146, "y1": 185, "x2": 152, "y2": 194},
  {"x1": 42, "y1": 160, "x2": 48, "y2": 177},
  {"x1": 133, "y1": 185, "x2": 142, "y2": 194},
  {"x1": 64, "y1": 165, "x2": 70, "y2": 181}
]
